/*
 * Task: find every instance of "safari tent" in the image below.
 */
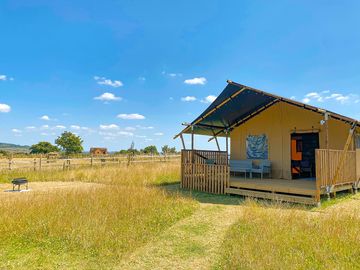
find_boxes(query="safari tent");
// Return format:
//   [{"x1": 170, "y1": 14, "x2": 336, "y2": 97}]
[{"x1": 174, "y1": 80, "x2": 360, "y2": 205}]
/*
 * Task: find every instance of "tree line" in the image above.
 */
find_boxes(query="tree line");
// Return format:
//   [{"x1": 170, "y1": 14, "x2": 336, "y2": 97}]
[{"x1": 28, "y1": 131, "x2": 178, "y2": 155}]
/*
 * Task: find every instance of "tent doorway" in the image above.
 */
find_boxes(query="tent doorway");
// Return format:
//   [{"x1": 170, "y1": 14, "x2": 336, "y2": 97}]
[{"x1": 291, "y1": 132, "x2": 319, "y2": 179}]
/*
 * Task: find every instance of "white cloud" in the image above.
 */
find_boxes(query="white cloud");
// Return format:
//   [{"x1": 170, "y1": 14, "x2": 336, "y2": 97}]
[
  {"x1": 99, "y1": 130, "x2": 134, "y2": 138},
  {"x1": 99, "y1": 131, "x2": 117, "y2": 137},
  {"x1": 117, "y1": 113, "x2": 145, "y2": 120},
  {"x1": 25, "y1": 126, "x2": 36, "y2": 130},
  {"x1": 138, "y1": 76, "x2": 146, "y2": 81},
  {"x1": 118, "y1": 131, "x2": 134, "y2": 136},
  {"x1": 184, "y1": 77, "x2": 207, "y2": 85},
  {"x1": 154, "y1": 132, "x2": 164, "y2": 136},
  {"x1": 41, "y1": 125, "x2": 49, "y2": 129},
  {"x1": 40, "y1": 115, "x2": 50, "y2": 121},
  {"x1": 0, "y1": 75, "x2": 7, "y2": 81},
  {"x1": 301, "y1": 91, "x2": 357, "y2": 105},
  {"x1": 70, "y1": 125, "x2": 81, "y2": 130},
  {"x1": 181, "y1": 96, "x2": 197, "y2": 102},
  {"x1": 94, "y1": 76, "x2": 123, "y2": 87},
  {"x1": 11, "y1": 128, "x2": 22, "y2": 133},
  {"x1": 135, "y1": 135, "x2": 147, "y2": 138},
  {"x1": 136, "y1": 125, "x2": 154, "y2": 129},
  {"x1": 94, "y1": 92, "x2": 122, "y2": 101},
  {"x1": 0, "y1": 103, "x2": 11, "y2": 113},
  {"x1": 54, "y1": 125, "x2": 66, "y2": 129},
  {"x1": 302, "y1": 98, "x2": 311, "y2": 104},
  {"x1": 125, "y1": 126, "x2": 136, "y2": 131},
  {"x1": 201, "y1": 95, "x2": 217, "y2": 103},
  {"x1": 99, "y1": 124, "x2": 119, "y2": 130}
]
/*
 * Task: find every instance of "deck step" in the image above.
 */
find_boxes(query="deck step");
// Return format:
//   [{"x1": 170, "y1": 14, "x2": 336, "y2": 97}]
[{"x1": 225, "y1": 187, "x2": 317, "y2": 205}]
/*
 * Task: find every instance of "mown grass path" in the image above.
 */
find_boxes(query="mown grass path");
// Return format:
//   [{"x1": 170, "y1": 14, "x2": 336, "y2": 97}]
[{"x1": 117, "y1": 199, "x2": 242, "y2": 270}]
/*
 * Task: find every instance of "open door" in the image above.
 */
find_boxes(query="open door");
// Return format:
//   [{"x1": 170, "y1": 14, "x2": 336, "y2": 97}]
[{"x1": 291, "y1": 133, "x2": 319, "y2": 179}]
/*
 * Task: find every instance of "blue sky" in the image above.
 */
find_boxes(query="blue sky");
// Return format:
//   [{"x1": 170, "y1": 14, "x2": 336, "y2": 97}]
[{"x1": 0, "y1": 0, "x2": 360, "y2": 151}]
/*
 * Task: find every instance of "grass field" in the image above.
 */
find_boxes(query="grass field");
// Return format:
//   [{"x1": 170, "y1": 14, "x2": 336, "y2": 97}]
[
  {"x1": 0, "y1": 163, "x2": 359, "y2": 269},
  {"x1": 0, "y1": 163, "x2": 196, "y2": 269}
]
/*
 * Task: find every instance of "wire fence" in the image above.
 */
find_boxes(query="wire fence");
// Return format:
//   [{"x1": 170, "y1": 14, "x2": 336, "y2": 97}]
[{"x1": 0, "y1": 154, "x2": 181, "y2": 172}]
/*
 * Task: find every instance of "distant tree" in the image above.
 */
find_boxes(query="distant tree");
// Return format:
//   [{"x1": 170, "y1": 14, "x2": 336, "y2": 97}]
[
  {"x1": 117, "y1": 149, "x2": 128, "y2": 155},
  {"x1": 162, "y1": 145, "x2": 177, "y2": 154},
  {"x1": 55, "y1": 131, "x2": 83, "y2": 155},
  {"x1": 30, "y1": 141, "x2": 59, "y2": 154},
  {"x1": 143, "y1": 145, "x2": 158, "y2": 155},
  {"x1": 0, "y1": 150, "x2": 8, "y2": 156}
]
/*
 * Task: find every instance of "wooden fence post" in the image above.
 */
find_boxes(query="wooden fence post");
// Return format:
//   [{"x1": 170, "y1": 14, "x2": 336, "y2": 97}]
[
  {"x1": 91, "y1": 156, "x2": 93, "y2": 167},
  {"x1": 8, "y1": 157, "x2": 12, "y2": 170},
  {"x1": 39, "y1": 155, "x2": 42, "y2": 170},
  {"x1": 33, "y1": 158, "x2": 37, "y2": 171}
]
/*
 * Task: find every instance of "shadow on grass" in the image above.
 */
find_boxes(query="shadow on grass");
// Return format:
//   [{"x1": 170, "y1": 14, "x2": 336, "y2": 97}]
[
  {"x1": 160, "y1": 183, "x2": 245, "y2": 206},
  {"x1": 158, "y1": 183, "x2": 317, "y2": 211},
  {"x1": 157, "y1": 182, "x2": 358, "y2": 211}
]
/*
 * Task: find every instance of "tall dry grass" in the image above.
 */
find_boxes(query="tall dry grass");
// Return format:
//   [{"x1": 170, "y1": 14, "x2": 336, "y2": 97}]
[
  {"x1": 0, "y1": 162, "x2": 197, "y2": 269},
  {"x1": 215, "y1": 200, "x2": 360, "y2": 270},
  {"x1": 0, "y1": 162, "x2": 180, "y2": 185}
]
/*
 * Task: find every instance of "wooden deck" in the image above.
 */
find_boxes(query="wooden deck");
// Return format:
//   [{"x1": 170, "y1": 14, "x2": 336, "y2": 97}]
[{"x1": 226, "y1": 176, "x2": 319, "y2": 205}]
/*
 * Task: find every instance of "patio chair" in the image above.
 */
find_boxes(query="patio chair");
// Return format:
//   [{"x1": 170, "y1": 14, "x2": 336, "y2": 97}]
[
  {"x1": 229, "y1": 160, "x2": 253, "y2": 179},
  {"x1": 251, "y1": 160, "x2": 272, "y2": 180}
]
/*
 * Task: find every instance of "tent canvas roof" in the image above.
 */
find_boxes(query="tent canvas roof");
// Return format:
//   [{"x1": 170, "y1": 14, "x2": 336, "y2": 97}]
[{"x1": 174, "y1": 80, "x2": 359, "y2": 139}]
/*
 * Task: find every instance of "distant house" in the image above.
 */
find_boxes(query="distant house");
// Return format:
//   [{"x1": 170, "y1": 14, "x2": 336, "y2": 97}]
[
  {"x1": 90, "y1": 147, "x2": 108, "y2": 156},
  {"x1": 47, "y1": 152, "x2": 59, "y2": 159}
]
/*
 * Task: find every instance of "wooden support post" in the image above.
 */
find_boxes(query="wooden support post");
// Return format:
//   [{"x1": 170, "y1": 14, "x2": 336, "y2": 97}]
[
  {"x1": 180, "y1": 134, "x2": 186, "y2": 149},
  {"x1": 332, "y1": 122, "x2": 357, "y2": 187},
  {"x1": 214, "y1": 136, "x2": 220, "y2": 151},
  {"x1": 39, "y1": 155, "x2": 42, "y2": 170},
  {"x1": 33, "y1": 158, "x2": 37, "y2": 171},
  {"x1": 225, "y1": 129, "x2": 229, "y2": 165},
  {"x1": 191, "y1": 126, "x2": 194, "y2": 151},
  {"x1": 356, "y1": 149, "x2": 360, "y2": 189},
  {"x1": 324, "y1": 112, "x2": 330, "y2": 186},
  {"x1": 91, "y1": 156, "x2": 93, "y2": 167}
]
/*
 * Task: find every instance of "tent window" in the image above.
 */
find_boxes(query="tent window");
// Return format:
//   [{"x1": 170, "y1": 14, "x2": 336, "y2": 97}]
[{"x1": 246, "y1": 134, "x2": 268, "y2": 159}]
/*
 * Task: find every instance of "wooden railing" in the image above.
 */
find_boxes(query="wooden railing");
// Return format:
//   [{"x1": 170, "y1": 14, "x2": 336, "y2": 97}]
[
  {"x1": 315, "y1": 149, "x2": 357, "y2": 189},
  {"x1": 181, "y1": 150, "x2": 229, "y2": 194}
]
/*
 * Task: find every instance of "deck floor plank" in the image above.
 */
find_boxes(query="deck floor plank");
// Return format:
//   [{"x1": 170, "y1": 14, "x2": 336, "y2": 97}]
[{"x1": 229, "y1": 176, "x2": 317, "y2": 196}]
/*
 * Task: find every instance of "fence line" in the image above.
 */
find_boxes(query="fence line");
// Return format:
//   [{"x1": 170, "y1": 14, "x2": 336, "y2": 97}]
[
  {"x1": 0, "y1": 155, "x2": 180, "y2": 171},
  {"x1": 315, "y1": 149, "x2": 357, "y2": 188}
]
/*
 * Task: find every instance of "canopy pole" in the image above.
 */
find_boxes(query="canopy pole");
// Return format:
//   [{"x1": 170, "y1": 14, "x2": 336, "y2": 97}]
[
  {"x1": 191, "y1": 126, "x2": 195, "y2": 164},
  {"x1": 225, "y1": 129, "x2": 229, "y2": 164},
  {"x1": 180, "y1": 134, "x2": 186, "y2": 150},
  {"x1": 324, "y1": 112, "x2": 330, "y2": 189},
  {"x1": 214, "y1": 136, "x2": 221, "y2": 151},
  {"x1": 212, "y1": 129, "x2": 221, "y2": 151},
  {"x1": 191, "y1": 126, "x2": 194, "y2": 150}
]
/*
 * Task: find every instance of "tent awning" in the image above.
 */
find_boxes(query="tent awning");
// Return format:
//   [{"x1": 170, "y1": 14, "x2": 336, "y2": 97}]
[{"x1": 174, "y1": 80, "x2": 359, "y2": 139}]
